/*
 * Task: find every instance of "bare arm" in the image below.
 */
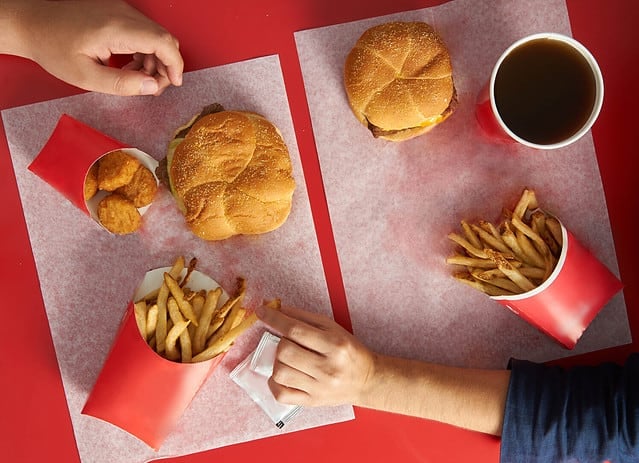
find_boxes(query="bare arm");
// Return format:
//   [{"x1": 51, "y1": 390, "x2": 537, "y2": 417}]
[
  {"x1": 360, "y1": 354, "x2": 510, "y2": 435},
  {"x1": 0, "y1": 0, "x2": 183, "y2": 96},
  {"x1": 256, "y1": 304, "x2": 510, "y2": 436}
]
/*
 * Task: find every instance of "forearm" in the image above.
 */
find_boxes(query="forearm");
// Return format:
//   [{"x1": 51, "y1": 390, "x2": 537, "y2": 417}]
[
  {"x1": 0, "y1": 0, "x2": 42, "y2": 58},
  {"x1": 357, "y1": 354, "x2": 510, "y2": 436}
]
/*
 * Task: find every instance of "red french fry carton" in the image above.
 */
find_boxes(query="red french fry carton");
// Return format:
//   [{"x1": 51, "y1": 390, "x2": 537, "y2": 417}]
[
  {"x1": 28, "y1": 114, "x2": 158, "y2": 231},
  {"x1": 491, "y1": 222, "x2": 623, "y2": 349},
  {"x1": 82, "y1": 267, "x2": 227, "y2": 450}
]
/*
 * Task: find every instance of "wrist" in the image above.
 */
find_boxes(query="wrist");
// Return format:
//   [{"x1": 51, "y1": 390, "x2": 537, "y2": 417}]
[{"x1": 353, "y1": 352, "x2": 396, "y2": 410}]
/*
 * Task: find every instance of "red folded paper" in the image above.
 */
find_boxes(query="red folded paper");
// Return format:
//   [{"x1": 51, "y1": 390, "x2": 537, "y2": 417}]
[
  {"x1": 491, "y1": 222, "x2": 623, "y2": 349},
  {"x1": 82, "y1": 267, "x2": 227, "y2": 450},
  {"x1": 28, "y1": 114, "x2": 158, "y2": 230}
]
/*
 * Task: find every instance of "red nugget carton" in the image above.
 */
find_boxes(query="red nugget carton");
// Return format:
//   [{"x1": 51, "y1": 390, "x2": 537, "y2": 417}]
[
  {"x1": 82, "y1": 267, "x2": 227, "y2": 450},
  {"x1": 28, "y1": 114, "x2": 158, "y2": 233},
  {"x1": 491, "y1": 221, "x2": 623, "y2": 349}
]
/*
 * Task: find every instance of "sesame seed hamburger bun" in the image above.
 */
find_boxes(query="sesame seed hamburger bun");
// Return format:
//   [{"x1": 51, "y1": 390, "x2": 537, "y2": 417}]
[
  {"x1": 344, "y1": 21, "x2": 457, "y2": 141},
  {"x1": 163, "y1": 105, "x2": 296, "y2": 241}
]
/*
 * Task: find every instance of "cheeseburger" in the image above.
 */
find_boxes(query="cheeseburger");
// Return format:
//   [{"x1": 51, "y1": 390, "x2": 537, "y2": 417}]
[
  {"x1": 344, "y1": 21, "x2": 457, "y2": 141},
  {"x1": 159, "y1": 104, "x2": 296, "y2": 241}
]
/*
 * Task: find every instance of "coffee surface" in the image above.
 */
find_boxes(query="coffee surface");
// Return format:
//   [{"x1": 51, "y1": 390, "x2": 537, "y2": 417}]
[{"x1": 494, "y1": 38, "x2": 597, "y2": 145}]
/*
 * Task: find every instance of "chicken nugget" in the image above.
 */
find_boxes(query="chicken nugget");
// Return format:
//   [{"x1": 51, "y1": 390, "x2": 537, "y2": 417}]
[
  {"x1": 97, "y1": 150, "x2": 141, "y2": 191},
  {"x1": 115, "y1": 165, "x2": 158, "y2": 207},
  {"x1": 84, "y1": 162, "x2": 99, "y2": 201},
  {"x1": 97, "y1": 194, "x2": 141, "y2": 234}
]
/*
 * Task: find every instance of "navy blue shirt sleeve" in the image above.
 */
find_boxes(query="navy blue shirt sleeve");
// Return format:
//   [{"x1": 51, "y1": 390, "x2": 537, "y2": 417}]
[{"x1": 500, "y1": 353, "x2": 639, "y2": 463}]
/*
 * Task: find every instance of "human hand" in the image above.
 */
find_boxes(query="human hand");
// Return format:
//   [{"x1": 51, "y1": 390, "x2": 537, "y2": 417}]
[
  {"x1": 256, "y1": 304, "x2": 376, "y2": 407},
  {"x1": 18, "y1": 0, "x2": 183, "y2": 96}
]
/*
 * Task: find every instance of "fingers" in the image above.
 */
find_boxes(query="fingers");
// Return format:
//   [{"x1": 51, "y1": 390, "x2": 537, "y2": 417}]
[
  {"x1": 276, "y1": 337, "x2": 326, "y2": 377},
  {"x1": 271, "y1": 357, "x2": 316, "y2": 395},
  {"x1": 148, "y1": 33, "x2": 183, "y2": 86},
  {"x1": 81, "y1": 57, "x2": 162, "y2": 96},
  {"x1": 257, "y1": 305, "x2": 335, "y2": 354},
  {"x1": 106, "y1": 28, "x2": 183, "y2": 87},
  {"x1": 90, "y1": 53, "x2": 175, "y2": 96},
  {"x1": 267, "y1": 376, "x2": 311, "y2": 406},
  {"x1": 268, "y1": 342, "x2": 327, "y2": 406}
]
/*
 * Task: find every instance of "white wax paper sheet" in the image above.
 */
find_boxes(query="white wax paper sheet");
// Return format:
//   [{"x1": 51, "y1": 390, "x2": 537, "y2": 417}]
[
  {"x1": 2, "y1": 55, "x2": 354, "y2": 463},
  {"x1": 294, "y1": 0, "x2": 630, "y2": 368}
]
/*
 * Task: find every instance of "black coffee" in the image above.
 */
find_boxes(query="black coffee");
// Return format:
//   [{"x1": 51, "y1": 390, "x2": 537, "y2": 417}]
[{"x1": 494, "y1": 38, "x2": 597, "y2": 145}]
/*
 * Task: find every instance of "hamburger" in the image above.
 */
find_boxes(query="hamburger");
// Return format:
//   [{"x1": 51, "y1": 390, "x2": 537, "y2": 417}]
[
  {"x1": 344, "y1": 21, "x2": 457, "y2": 141},
  {"x1": 159, "y1": 104, "x2": 296, "y2": 240}
]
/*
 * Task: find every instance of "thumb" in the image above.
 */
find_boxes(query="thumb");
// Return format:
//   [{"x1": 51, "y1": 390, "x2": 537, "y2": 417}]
[{"x1": 81, "y1": 61, "x2": 159, "y2": 96}]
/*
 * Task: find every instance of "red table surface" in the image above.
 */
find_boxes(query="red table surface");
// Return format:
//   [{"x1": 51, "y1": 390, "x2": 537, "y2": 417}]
[{"x1": 1, "y1": 1, "x2": 637, "y2": 462}]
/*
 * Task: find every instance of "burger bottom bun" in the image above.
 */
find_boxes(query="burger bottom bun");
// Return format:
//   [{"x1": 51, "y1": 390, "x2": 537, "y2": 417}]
[{"x1": 372, "y1": 109, "x2": 454, "y2": 141}]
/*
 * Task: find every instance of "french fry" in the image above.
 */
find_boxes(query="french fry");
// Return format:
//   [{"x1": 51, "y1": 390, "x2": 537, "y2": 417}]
[
  {"x1": 472, "y1": 222, "x2": 511, "y2": 254},
  {"x1": 454, "y1": 271, "x2": 514, "y2": 296},
  {"x1": 168, "y1": 255, "x2": 185, "y2": 280},
  {"x1": 446, "y1": 255, "x2": 499, "y2": 269},
  {"x1": 133, "y1": 301, "x2": 148, "y2": 341},
  {"x1": 470, "y1": 269, "x2": 522, "y2": 294},
  {"x1": 517, "y1": 266, "x2": 547, "y2": 279},
  {"x1": 461, "y1": 220, "x2": 482, "y2": 249},
  {"x1": 513, "y1": 188, "x2": 537, "y2": 219},
  {"x1": 188, "y1": 293, "x2": 205, "y2": 341},
  {"x1": 163, "y1": 273, "x2": 199, "y2": 326},
  {"x1": 192, "y1": 312, "x2": 258, "y2": 363},
  {"x1": 478, "y1": 266, "x2": 546, "y2": 281},
  {"x1": 180, "y1": 257, "x2": 198, "y2": 288},
  {"x1": 486, "y1": 249, "x2": 536, "y2": 292},
  {"x1": 165, "y1": 320, "x2": 190, "y2": 361},
  {"x1": 206, "y1": 303, "x2": 246, "y2": 348},
  {"x1": 515, "y1": 228, "x2": 546, "y2": 269},
  {"x1": 192, "y1": 294, "x2": 205, "y2": 318},
  {"x1": 232, "y1": 308, "x2": 247, "y2": 329},
  {"x1": 531, "y1": 210, "x2": 561, "y2": 257},
  {"x1": 512, "y1": 215, "x2": 557, "y2": 279},
  {"x1": 546, "y1": 216, "x2": 563, "y2": 248},
  {"x1": 167, "y1": 297, "x2": 193, "y2": 362},
  {"x1": 447, "y1": 232, "x2": 488, "y2": 258},
  {"x1": 211, "y1": 278, "x2": 246, "y2": 321},
  {"x1": 474, "y1": 268, "x2": 506, "y2": 279},
  {"x1": 206, "y1": 318, "x2": 225, "y2": 340},
  {"x1": 146, "y1": 303, "x2": 158, "y2": 335},
  {"x1": 479, "y1": 220, "x2": 505, "y2": 243},
  {"x1": 512, "y1": 215, "x2": 551, "y2": 259},
  {"x1": 501, "y1": 221, "x2": 530, "y2": 264},
  {"x1": 155, "y1": 282, "x2": 169, "y2": 353},
  {"x1": 167, "y1": 297, "x2": 185, "y2": 324},
  {"x1": 193, "y1": 288, "x2": 222, "y2": 355},
  {"x1": 180, "y1": 328, "x2": 192, "y2": 363}
]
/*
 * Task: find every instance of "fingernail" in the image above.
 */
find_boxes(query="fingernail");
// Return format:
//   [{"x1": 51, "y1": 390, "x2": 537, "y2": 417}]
[{"x1": 140, "y1": 78, "x2": 158, "y2": 95}]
